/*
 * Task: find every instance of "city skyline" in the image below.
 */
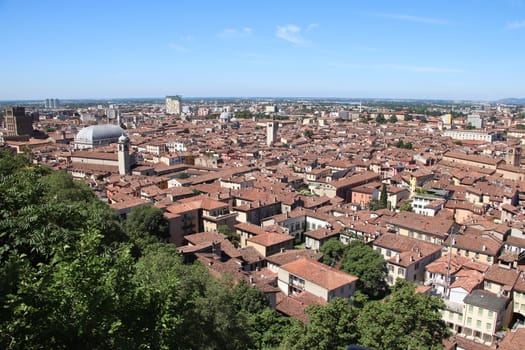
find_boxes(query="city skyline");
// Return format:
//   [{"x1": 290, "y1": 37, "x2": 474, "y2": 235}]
[{"x1": 1, "y1": 0, "x2": 525, "y2": 100}]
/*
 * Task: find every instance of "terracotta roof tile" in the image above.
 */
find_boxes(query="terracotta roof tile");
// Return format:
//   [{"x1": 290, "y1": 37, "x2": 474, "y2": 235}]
[
  {"x1": 247, "y1": 232, "x2": 294, "y2": 247},
  {"x1": 281, "y1": 257, "x2": 358, "y2": 291}
]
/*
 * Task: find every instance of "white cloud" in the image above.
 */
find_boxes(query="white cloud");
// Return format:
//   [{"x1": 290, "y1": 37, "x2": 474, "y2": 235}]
[
  {"x1": 218, "y1": 27, "x2": 253, "y2": 38},
  {"x1": 168, "y1": 43, "x2": 189, "y2": 52},
  {"x1": 505, "y1": 20, "x2": 525, "y2": 30},
  {"x1": 306, "y1": 23, "x2": 319, "y2": 32},
  {"x1": 276, "y1": 24, "x2": 305, "y2": 45},
  {"x1": 374, "y1": 13, "x2": 448, "y2": 25}
]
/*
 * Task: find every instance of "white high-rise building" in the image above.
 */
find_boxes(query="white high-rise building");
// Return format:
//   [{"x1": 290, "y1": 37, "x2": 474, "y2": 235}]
[
  {"x1": 166, "y1": 95, "x2": 182, "y2": 114},
  {"x1": 44, "y1": 98, "x2": 60, "y2": 109}
]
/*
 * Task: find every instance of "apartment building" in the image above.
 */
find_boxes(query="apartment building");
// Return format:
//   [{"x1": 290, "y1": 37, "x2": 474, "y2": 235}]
[
  {"x1": 462, "y1": 290, "x2": 512, "y2": 345},
  {"x1": 373, "y1": 233, "x2": 442, "y2": 285},
  {"x1": 277, "y1": 257, "x2": 358, "y2": 302}
]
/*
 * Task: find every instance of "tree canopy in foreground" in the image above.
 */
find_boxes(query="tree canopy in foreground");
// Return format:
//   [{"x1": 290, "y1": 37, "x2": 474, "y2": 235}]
[{"x1": 0, "y1": 151, "x2": 449, "y2": 350}]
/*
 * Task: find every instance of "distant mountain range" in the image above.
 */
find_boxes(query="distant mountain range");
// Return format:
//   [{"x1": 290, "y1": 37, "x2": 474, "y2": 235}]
[{"x1": 496, "y1": 98, "x2": 525, "y2": 105}]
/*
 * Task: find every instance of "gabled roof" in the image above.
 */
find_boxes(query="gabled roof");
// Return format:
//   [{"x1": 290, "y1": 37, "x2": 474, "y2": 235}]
[
  {"x1": 247, "y1": 232, "x2": 294, "y2": 247},
  {"x1": 265, "y1": 249, "x2": 323, "y2": 267},
  {"x1": 484, "y1": 265, "x2": 520, "y2": 288},
  {"x1": 280, "y1": 257, "x2": 358, "y2": 291}
]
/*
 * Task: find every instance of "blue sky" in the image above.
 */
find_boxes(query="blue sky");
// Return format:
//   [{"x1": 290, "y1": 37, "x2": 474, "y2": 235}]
[{"x1": 1, "y1": 0, "x2": 525, "y2": 100}]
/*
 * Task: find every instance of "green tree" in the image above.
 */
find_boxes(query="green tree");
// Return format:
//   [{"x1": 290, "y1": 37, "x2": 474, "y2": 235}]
[
  {"x1": 399, "y1": 202, "x2": 413, "y2": 212},
  {"x1": 231, "y1": 279, "x2": 269, "y2": 314},
  {"x1": 0, "y1": 150, "x2": 31, "y2": 176},
  {"x1": 124, "y1": 204, "x2": 169, "y2": 246},
  {"x1": 231, "y1": 279, "x2": 293, "y2": 348},
  {"x1": 320, "y1": 238, "x2": 346, "y2": 266},
  {"x1": 516, "y1": 124, "x2": 525, "y2": 130},
  {"x1": 1, "y1": 229, "x2": 140, "y2": 349},
  {"x1": 303, "y1": 129, "x2": 314, "y2": 139},
  {"x1": 388, "y1": 115, "x2": 398, "y2": 123},
  {"x1": 375, "y1": 113, "x2": 387, "y2": 124},
  {"x1": 357, "y1": 280, "x2": 449, "y2": 350},
  {"x1": 217, "y1": 224, "x2": 240, "y2": 248},
  {"x1": 39, "y1": 170, "x2": 95, "y2": 203},
  {"x1": 248, "y1": 308, "x2": 293, "y2": 349},
  {"x1": 282, "y1": 298, "x2": 359, "y2": 350},
  {"x1": 176, "y1": 172, "x2": 190, "y2": 179},
  {"x1": 340, "y1": 240, "x2": 388, "y2": 299},
  {"x1": 367, "y1": 199, "x2": 382, "y2": 211}
]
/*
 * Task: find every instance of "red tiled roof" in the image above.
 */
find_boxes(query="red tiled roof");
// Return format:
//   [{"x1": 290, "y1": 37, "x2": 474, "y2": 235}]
[
  {"x1": 281, "y1": 257, "x2": 358, "y2": 291},
  {"x1": 247, "y1": 232, "x2": 294, "y2": 247}
]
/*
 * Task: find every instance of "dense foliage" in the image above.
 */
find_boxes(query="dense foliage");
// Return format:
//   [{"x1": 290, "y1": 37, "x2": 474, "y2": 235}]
[
  {"x1": 0, "y1": 151, "x2": 449, "y2": 349},
  {"x1": 357, "y1": 280, "x2": 449, "y2": 350},
  {"x1": 320, "y1": 238, "x2": 388, "y2": 299},
  {"x1": 0, "y1": 151, "x2": 286, "y2": 350}
]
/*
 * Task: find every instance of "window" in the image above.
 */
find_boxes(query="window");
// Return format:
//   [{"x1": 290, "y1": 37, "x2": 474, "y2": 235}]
[
  {"x1": 398, "y1": 267, "x2": 405, "y2": 276},
  {"x1": 468, "y1": 305, "x2": 473, "y2": 313},
  {"x1": 488, "y1": 310, "x2": 493, "y2": 318},
  {"x1": 487, "y1": 256, "x2": 492, "y2": 262},
  {"x1": 467, "y1": 317, "x2": 472, "y2": 326},
  {"x1": 478, "y1": 308, "x2": 483, "y2": 317},
  {"x1": 486, "y1": 323, "x2": 492, "y2": 332},
  {"x1": 474, "y1": 331, "x2": 481, "y2": 339},
  {"x1": 476, "y1": 320, "x2": 481, "y2": 328},
  {"x1": 386, "y1": 249, "x2": 392, "y2": 257}
]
